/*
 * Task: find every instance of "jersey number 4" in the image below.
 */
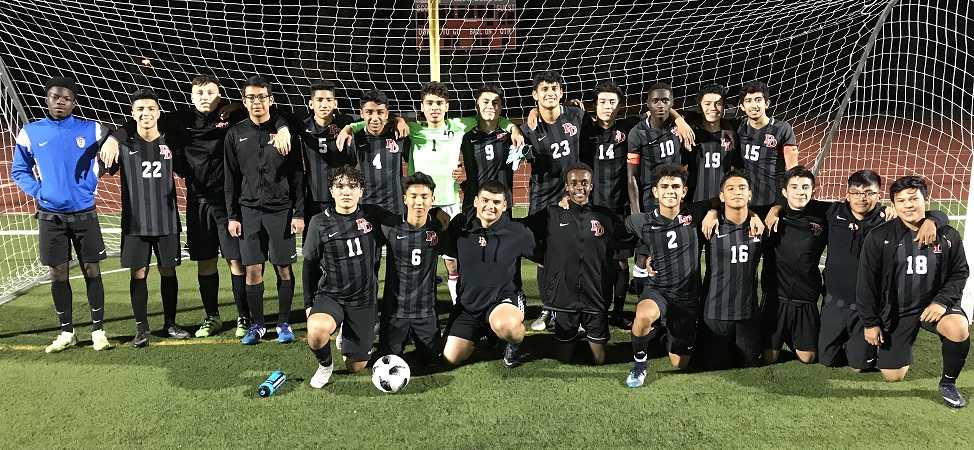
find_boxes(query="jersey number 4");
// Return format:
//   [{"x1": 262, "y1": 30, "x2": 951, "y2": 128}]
[
  {"x1": 141, "y1": 161, "x2": 163, "y2": 178},
  {"x1": 598, "y1": 144, "x2": 615, "y2": 160}
]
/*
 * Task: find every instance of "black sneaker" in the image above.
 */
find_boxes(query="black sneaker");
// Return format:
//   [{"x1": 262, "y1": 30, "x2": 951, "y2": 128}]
[
  {"x1": 131, "y1": 326, "x2": 150, "y2": 348},
  {"x1": 610, "y1": 312, "x2": 633, "y2": 330},
  {"x1": 165, "y1": 324, "x2": 191, "y2": 340},
  {"x1": 503, "y1": 342, "x2": 521, "y2": 368},
  {"x1": 940, "y1": 383, "x2": 966, "y2": 408}
]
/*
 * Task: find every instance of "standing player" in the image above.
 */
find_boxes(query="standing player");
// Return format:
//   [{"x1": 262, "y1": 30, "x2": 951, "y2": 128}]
[
  {"x1": 626, "y1": 82, "x2": 686, "y2": 215},
  {"x1": 684, "y1": 84, "x2": 741, "y2": 205},
  {"x1": 624, "y1": 164, "x2": 712, "y2": 387},
  {"x1": 857, "y1": 176, "x2": 969, "y2": 408},
  {"x1": 11, "y1": 77, "x2": 110, "y2": 353},
  {"x1": 523, "y1": 163, "x2": 628, "y2": 365},
  {"x1": 735, "y1": 81, "x2": 798, "y2": 217},
  {"x1": 302, "y1": 166, "x2": 398, "y2": 387},
  {"x1": 698, "y1": 169, "x2": 765, "y2": 369},
  {"x1": 577, "y1": 81, "x2": 639, "y2": 329},
  {"x1": 460, "y1": 85, "x2": 516, "y2": 212},
  {"x1": 378, "y1": 173, "x2": 447, "y2": 362},
  {"x1": 301, "y1": 80, "x2": 356, "y2": 222},
  {"x1": 224, "y1": 76, "x2": 304, "y2": 345},
  {"x1": 100, "y1": 74, "x2": 293, "y2": 339},
  {"x1": 105, "y1": 89, "x2": 187, "y2": 347},
  {"x1": 348, "y1": 90, "x2": 409, "y2": 216},
  {"x1": 442, "y1": 181, "x2": 536, "y2": 368}
]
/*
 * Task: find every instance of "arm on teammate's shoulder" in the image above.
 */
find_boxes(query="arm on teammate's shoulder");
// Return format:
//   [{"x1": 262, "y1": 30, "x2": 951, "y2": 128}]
[
  {"x1": 362, "y1": 204, "x2": 403, "y2": 227},
  {"x1": 931, "y1": 227, "x2": 970, "y2": 310}
]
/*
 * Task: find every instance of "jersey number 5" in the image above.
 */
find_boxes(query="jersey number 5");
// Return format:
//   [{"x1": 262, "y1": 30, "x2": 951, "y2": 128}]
[{"x1": 744, "y1": 144, "x2": 760, "y2": 161}]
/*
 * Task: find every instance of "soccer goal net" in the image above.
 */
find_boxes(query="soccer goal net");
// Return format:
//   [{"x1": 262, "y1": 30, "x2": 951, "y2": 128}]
[{"x1": 0, "y1": 0, "x2": 971, "y2": 306}]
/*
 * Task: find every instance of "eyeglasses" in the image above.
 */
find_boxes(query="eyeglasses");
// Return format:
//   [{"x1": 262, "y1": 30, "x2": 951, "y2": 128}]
[
  {"x1": 847, "y1": 191, "x2": 880, "y2": 199},
  {"x1": 243, "y1": 94, "x2": 271, "y2": 104}
]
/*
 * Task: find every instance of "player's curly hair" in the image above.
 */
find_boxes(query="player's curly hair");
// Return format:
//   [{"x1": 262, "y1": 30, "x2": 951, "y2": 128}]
[
  {"x1": 720, "y1": 168, "x2": 752, "y2": 190},
  {"x1": 309, "y1": 80, "x2": 337, "y2": 98},
  {"x1": 421, "y1": 81, "x2": 450, "y2": 102},
  {"x1": 329, "y1": 165, "x2": 367, "y2": 191},
  {"x1": 889, "y1": 176, "x2": 929, "y2": 200},
  {"x1": 591, "y1": 81, "x2": 624, "y2": 103},
  {"x1": 653, "y1": 164, "x2": 688, "y2": 187},
  {"x1": 44, "y1": 76, "x2": 78, "y2": 95},
  {"x1": 783, "y1": 165, "x2": 816, "y2": 187},
  {"x1": 532, "y1": 70, "x2": 564, "y2": 91}
]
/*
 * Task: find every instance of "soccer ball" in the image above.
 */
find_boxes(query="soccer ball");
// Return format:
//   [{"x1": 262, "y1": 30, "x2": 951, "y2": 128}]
[{"x1": 371, "y1": 354, "x2": 411, "y2": 394}]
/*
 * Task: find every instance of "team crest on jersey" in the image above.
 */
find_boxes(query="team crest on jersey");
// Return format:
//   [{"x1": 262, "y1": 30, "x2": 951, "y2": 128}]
[
  {"x1": 763, "y1": 134, "x2": 777, "y2": 148},
  {"x1": 678, "y1": 214, "x2": 693, "y2": 226},
  {"x1": 478, "y1": 236, "x2": 488, "y2": 247},
  {"x1": 721, "y1": 136, "x2": 733, "y2": 151},
  {"x1": 386, "y1": 139, "x2": 400, "y2": 153},
  {"x1": 670, "y1": 127, "x2": 679, "y2": 136},
  {"x1": 809, "y1": 222, "x2": 823, "y2": 236},
  {"x1": 615, "y1": 130, "x2": 626, "y2": 143},
  {"x1": 590, "y1": 219, "x2": 604, "y2": 237},
  {"x1": 327, "y1": 124, "x2": 340, "y2": 138},
  {"x1": 496, "y1": 132, "x2": 509, "y2": 141},
  {"x1": 356, "y1": 218, "x2": 373, "y2": 233},
  {"x1": 562, "y1": 122, "x2": 578, "y2": 137},
  {"x1": 932, "y1": 244, "x2": 943, "y2": 254},
  {"x1": 159, "y1": 145, "x2": 172, "y2": 160},
  {"x1": 75, "y1": 136, "x2": 86, "y2": 148},
  {"x1": 215, "y1": 121, "x2": 229, "y2": 129},
  {"x1": 426, "y1": 231, "x2": 439, "y2": 246},
  {"x1": 848, "y1": 222, "x2": 859, "y2": 231},
  {"x1": 318, "y1": 137, "x2": 329, "y2": 153}
]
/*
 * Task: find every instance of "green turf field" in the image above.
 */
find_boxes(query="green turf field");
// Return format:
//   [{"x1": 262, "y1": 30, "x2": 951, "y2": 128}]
[{"x1": 1, "y1": 255, "x2": 973, "y2": 449}]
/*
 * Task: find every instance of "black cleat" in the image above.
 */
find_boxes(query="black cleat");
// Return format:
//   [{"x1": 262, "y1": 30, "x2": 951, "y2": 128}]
[
  {"x1": 503, "y1": 342, "x2": 521, "y2": 368},
  {"x1": 940, "y1": 383, "x2": 966, "y2": 408},
  {"x1": 165, "y1": 325, "x2": 191, "y2": 340},
  {"x1": 131, "y1": 327, "x2": 150, "y2": 348},
  {"x1": 610, "y1": 312, "x2": 633, "y2": 330}
]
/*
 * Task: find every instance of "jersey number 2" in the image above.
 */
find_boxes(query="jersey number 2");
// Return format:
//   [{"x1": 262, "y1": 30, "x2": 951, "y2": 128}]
[{"x1": 141, "y1": 161, "x2": 162, "y2": 178}]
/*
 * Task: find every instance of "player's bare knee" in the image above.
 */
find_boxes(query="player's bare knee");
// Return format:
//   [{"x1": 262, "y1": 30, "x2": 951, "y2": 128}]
[
  {"x1": 938, "y1": 316, "x2": 970, "y2": 342},
  {"x1": 82, "y1": 262, "x2": 100, "y2": 278},
  {"x1": 245, "y1": 265, "x2": 262, "y2": 284},
  {"x1": 197, "y1": 258, "x2": 218, "y2": 276},
  {"x1": 228, "y1": 259, "x2": 245, "y2": 276},
  {"x1": 346, "y1": 359, "x2": 368, "y2": 373},
  {"x1": 796, "y1": 351, "x2": 817, "y2": 364},
  {"x1": 882, "y1": 368, "x2": 908, "y2": 382}
]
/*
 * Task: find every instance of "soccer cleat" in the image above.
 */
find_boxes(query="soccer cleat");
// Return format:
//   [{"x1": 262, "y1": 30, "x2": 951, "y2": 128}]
[
  {"x1": 503, "y1": 342, "x2": 521, "y2": 368},
  {"x1": 309, "y1": 361, "x2": 334, "y2": 389},
  {"x1": 610, "y1": 312, "x2": 633, "y2": 330},
  {"x1": 940, "y1": 383, "x2": 966, "y2": 408},
  {"x1": 44, "y1": 331, "x2": 77, "y2": 353},
  {"x1": 240, "y1": 325, "x2": 266, "y2": 345},
  {"x1": 91, "y1": 330, "x2": 112, "y2": 351},
  {"x1": 530, "y1": 310, "x2": 551, "y2": 331},
  {"x1": 235, "y1": 317, "x2": 249, "y2": 338},
  {"x1": 276, "y1": 323, "x2": 295, "y2": 343},
  {"x1": 194, "y1": 315, "x2": 221, "y2": 338},
  {"x1": 626, "y1": 359, "x2": 648, "y2": 388},
  {"x1": 166, "y1": 324, "x2": 192, "y2": 340},
  {"x1": 131, "y1": 327, "x2": 150, "y2": 348}
]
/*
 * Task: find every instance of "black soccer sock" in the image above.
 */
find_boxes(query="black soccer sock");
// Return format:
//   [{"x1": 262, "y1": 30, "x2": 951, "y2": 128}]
[
  {"x1": 312, "y1": 343, "x2": 333, "y2": 367},
  {"x1": 941, "y1": 338, "x2": 970, "y2": 384},
  {"x1": 246, "y1": 282, "x2": 265, "y2": 328},
  {"x1": 198, "y1": 273, "x2": 220, "y2": 318},
  {"x1": 632, "y1": 332, "x2": 651, "y2": 360},
  {"x1": 277, "y1": 277, "x2": 294, "y2": 325},
  {"x1": 161, "y1": 275, "x2": 179, "y2": 327},
  {"x1": 51, "y1": 280, "x2": 73, "y2": 333},
  {"x1": 84, "y1": 276, "x2": 105, "y2": 332},
  {"x1": 130, "y1": 278, "x2": 149, "y2": 329},
  {"x1": 231, "y1": 273, "x2": 250, "y2": 319},
  {"x1": 613, "y1": 263, "x2": 628, "y2": 313}
]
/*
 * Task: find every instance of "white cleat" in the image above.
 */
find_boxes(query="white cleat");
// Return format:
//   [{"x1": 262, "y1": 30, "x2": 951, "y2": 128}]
[
  {"x1": 45, "y1": 331, "x2": 77, "y2": 353},
  {"x1": 309, "y1": 361, "x2": 335, "y2": 389},
  {"x1": 91, "y1": 330, "x2": 112, "y2": 351}
]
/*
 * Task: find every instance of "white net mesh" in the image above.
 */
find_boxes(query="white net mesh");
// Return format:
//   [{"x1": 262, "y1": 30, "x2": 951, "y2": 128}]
[{"x1": 0, "y1": 0, "x2": 970, "y2": 302}]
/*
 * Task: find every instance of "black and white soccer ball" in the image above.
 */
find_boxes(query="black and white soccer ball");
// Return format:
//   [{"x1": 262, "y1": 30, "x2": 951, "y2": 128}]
[{"x1": 371, "y1": 354, "x2": 411, "y2": 393}]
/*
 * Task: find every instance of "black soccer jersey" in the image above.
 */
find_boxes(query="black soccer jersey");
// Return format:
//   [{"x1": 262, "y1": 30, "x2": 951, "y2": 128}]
[
  {"x1": 736, "y1": 118, "x2": 796, "y2": 207},
  {"x1": 627, "y1": 118, "x2": 685, "y2": 210},
  {"x1": 626, "y1": 205, "x2": 704, "y2": 300},
  {"x1": 224, "y1": 119, "x2": 304, "y2": 220},
  {"x1": 110, "y1": 128, "x2": 180, "y2": 236},
  {"x1": 381, "y1": 218, "x2": 444, "y2": 319},
  {"x1": 461, "y1": 126, "x2": 514, "y2": 210},
  {"x1": 690, "y1": 128, "x2": 739, "y2": 203},
  {"x1": 522, "y1": 105, "x2": 586, "y2": 214},
  {"x1": 302, "y1": 205, "x2": 397, "y2": 307},
  {"x1": 352, "y1": 125, "x2": 408, "y2": 215},
  {"x1": 823, "y1": 202, "x2": 888, "y2": 305},
  {"x1": 581, "y1": 116, "x2": 638, "y2": 212},
  {"x1": 762, "y1": 200, "x2": 830, "y2": 303},
  {"x1": 703, "y1": 214, "x2": 764, "y2": 321},
  {"x1": 302, "y1": 114, "x2": 356, "y2": 205}
]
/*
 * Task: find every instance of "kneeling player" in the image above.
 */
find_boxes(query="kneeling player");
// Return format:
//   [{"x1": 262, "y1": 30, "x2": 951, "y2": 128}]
[
  {"x1": 105, "y1": 90, "x2": 189, "y2": 346},
  {"x1": 378, "y1": 173, "x2": 447, "y2": 363},
  {"x1": 442, "y1": 181, "x2": 535, "y2": 367},
  {"x1": 857, "y1": 176, "x2": 970, "y2": 408}
]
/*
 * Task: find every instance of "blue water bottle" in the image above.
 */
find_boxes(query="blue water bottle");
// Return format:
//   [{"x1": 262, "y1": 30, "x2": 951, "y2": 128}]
[{"x1": 258, "y1": 370, "x2": 286, "y2": 398}]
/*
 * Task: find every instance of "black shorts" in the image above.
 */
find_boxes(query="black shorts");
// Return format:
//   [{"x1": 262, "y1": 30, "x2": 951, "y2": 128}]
[
  {"x1": 239, "y1": 206, "x2": 297, "y2": 266},
  {"x1": 700, "y1": 316, "x2": 762, "y2": 369},
  {"x1": 378, "y1": 315, "x2": 441, "y2": 357},
  {"x1": 447, "y1": 292, "x2": 523, "y2": 342},
  {"x1": 311, "y1": 295, "x2": 376, "y2": 361},
  {"x1": 877, "y1": 305, "x2": 968, "y2": 370},
  {"x1": 553, "y1": 311, "x2": 609, "y2": 343},
  {"x1": 185, "y1": 197, "x2": 240, "y2": 261},
  {"x1": 818, "y1": 297, "x2": 875, "y2": 369},
  {"x1": 762, "y1": 297, "x2": 820, "y2": 353},
  {"x1": 36, "y1": 210, "x2": 107, "y2": 266},
  {"x1": 120, "y1": 234, "x2": 181, "y2": 268},
  {"x1": 641, "y1": 288, "x2": 699, "y2": 356}
]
